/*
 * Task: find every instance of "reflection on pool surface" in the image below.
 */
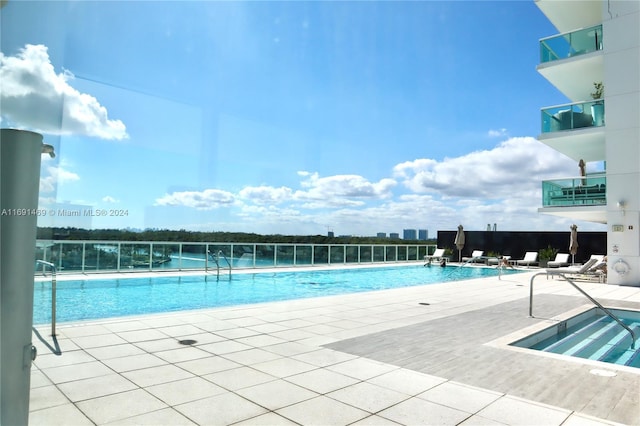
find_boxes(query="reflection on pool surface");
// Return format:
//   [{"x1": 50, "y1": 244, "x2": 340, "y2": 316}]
[{"x1": 34, "y1": 264, "x2": 520, "y2": 324}]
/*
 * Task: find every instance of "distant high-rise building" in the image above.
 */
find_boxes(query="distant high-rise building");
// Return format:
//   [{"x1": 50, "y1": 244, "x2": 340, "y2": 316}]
[
  {"x1": 389, "y1": 232, "x2": 400, "y2": 239},
  {"x1": 376, "y1": 232, "x2": 387, "y2": 238},
  {"x1": 418, "y1": 229, "x2": 428, "y2": 240},
  {"x1": 403, "y1": 229, "x2": 417, "y2": 240}
]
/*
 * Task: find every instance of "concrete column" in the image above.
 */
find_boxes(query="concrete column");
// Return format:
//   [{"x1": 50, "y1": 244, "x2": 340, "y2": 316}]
[{"x1": 1, "y1": 129, "x2": 44, "y2": 425}]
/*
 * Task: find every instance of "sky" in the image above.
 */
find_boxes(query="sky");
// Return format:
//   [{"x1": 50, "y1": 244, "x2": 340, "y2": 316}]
[{"x1": 0, "y1": 0, "x2": 607, "y2": 236}]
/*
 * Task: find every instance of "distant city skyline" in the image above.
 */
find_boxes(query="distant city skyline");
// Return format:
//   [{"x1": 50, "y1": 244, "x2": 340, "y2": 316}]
[{"x1": 1, "y1": 1, "x2": 606, "y2": 235}]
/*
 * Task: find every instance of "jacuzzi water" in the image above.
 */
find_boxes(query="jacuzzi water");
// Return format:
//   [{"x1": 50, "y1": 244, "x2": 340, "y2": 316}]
[{"x1": 511, "y1": 307, "x2": 640, "y2": 368}]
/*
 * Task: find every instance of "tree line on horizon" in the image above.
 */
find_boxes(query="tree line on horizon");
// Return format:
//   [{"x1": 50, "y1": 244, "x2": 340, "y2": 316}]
[{"x1": 36, "y1": 227, "x2": 436, "y2": 245}]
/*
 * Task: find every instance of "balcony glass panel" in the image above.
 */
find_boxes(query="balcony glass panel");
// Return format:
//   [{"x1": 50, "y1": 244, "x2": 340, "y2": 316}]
[
  {"x1": 233, "y1": 244, "x2": 255, "y2": 268},
  {"x1": 314, "y1": 245, "x2": 329, "y2": 265},
  {"x1": 541, "y1": 100, "x2": 604, "y2": 133},
  {"x1": 276, "y1": 245, "x2": 294, "y2": 266},
  {"x1": 542, "y1": 174, "x2": 606, "y2": 207},
  {"x1": 151, "y1": 244, "x2": 179, "y2": 271},
  {"x1": 295, "y1": 245, "x2": 313, "y2": 266},
  {"x1": 540, "y1": 25, "x2": 602, "y2": 63}
]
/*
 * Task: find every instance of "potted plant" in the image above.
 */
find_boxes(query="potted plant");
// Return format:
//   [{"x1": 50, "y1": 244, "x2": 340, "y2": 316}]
[
  {"x1": 538, "y1": 245, "x2": 558, "y2": 268},
  {"x1": 591, "y1": 82, "x2": 605, "y2": 126}
]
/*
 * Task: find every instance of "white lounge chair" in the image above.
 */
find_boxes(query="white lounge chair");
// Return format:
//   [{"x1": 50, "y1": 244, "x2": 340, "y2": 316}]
[
  {"x1": 424, "y1": 248, "x2": 445, "y2": 265},
  {"x1": 547, "y1": 253, "x2": 570, "y2": 268},
  {"x1": 462, "y1": 250, "x2": 484, "y2": 263},
  {"x1": 545, "y1": 258, "x2": 599, "y2": 278},
  {"x1": 515, "y1": 252, "x2": 538, "y2": 267}
]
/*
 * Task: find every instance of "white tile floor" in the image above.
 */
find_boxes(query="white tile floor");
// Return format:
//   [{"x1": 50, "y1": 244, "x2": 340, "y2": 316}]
[{"x1": 29, "y1": 267, "x2": 639, "y2": 425}]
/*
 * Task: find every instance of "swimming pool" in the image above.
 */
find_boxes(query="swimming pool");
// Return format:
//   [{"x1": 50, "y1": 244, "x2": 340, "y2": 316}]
[{"x1": 33, "y1": 264, "x2": 519, "y2": 324}]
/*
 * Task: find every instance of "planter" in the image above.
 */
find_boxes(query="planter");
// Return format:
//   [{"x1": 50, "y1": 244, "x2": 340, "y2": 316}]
[{"x1": 539, "y1": 259, "x2": 549, "y2": 268}]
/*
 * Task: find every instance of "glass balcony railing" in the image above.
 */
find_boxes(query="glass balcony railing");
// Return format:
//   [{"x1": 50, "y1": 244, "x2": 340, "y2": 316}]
[
  {"x1": 542, "y1": 174, "x2": 606, "y2": 207},
  {"x1": 35, "y1": 240, "x2": 433, "y2": 274},
  {"x1": 540, "y1": 25, "x2": 603, "y2": 63},
  {"x1": 541, "y1": 100, "x2": 605, "y2": 133}
]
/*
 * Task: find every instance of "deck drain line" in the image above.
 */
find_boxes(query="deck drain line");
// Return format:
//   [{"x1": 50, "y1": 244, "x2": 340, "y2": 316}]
[
  {"x1": 178, "y1": 339, "x2": 198, "y2": 346},
  {"x1": 418, "y1": 302, "x2": 431, "y2": 306}
]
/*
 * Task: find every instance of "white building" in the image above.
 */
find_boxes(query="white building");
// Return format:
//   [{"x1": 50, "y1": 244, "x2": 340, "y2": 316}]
[{"x1": 536, "y1": 0, "x2": 639, "y2": 286}]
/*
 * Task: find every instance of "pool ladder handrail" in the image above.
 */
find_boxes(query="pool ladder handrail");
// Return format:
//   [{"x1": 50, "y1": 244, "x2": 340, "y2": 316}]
[
  {"x1": 35, "y1": 260, "x2": 57, "y2": 337},
  {"x1": 446, "y1": 256, "x2": 483, "y2": 276},
  {"x1": 207, "y1": 250, "x2": 232, "y2": 277},
  {"x1": 529, "y1": 271, "x2": 636, "y2": 349}
]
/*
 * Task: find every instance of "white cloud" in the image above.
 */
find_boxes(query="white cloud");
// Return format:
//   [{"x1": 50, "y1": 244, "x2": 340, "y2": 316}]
[
  {"x1": 102, "y1": 196, "x2": 119, "y2": 203},
  {"x1": 393, "y1": 137, "x2": 576, "y2": 199},
  {"x1": 238, "y1": 185, "x2": 292, "y2": 205},
  {"x1": 39, "y1": 165, "x2": 80, "y2": 193},
  {"x1": 294, "y1": 172, "x2": 397, "y2": 208},
  {"x1": 155, "y1": 189, "x2": 236, "y2": 209},
  {"x1": 488, "y1": 128, "x2": 508, "y2": 137},
  {"x1": 0, "y1": 44, "x2": 128, "y2": 140}
]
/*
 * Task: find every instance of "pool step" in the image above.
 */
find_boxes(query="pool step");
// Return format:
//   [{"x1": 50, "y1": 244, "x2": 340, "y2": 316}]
[
  {"x1": 594, "y1": 323, "x2": 640, "y2": 366},
  {"x1": 542, "y1": 316, "x2": 613, "y2": 355}
]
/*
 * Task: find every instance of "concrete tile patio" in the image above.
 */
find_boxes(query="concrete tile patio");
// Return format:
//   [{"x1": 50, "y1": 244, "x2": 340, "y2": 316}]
[{"x1": 28, "y1": 267, "x2": 640, "y2": 425}]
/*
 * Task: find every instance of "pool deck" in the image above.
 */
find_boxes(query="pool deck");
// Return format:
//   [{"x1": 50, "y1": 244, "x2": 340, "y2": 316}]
[{"x1": 29, "y1": 266, "x2": 640, "y2": 425}]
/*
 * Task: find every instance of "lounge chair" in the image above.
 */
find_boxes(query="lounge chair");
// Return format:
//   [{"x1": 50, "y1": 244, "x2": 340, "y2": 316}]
[
  {"x1": 461, "y1": 250, "x2": 484, "y2": 263},
  {"x1": 424, "y1": 248, "x2": 445, "y2": 265},
  {"x1": 545, "y1": 258, "x2": 599, "y2": 279},
  {"x1": 547, "y1": 253, "x2": 570, "y2": 268},
  {"x1": 515, "y1": 252, "x2": 538, "y2": 267}
]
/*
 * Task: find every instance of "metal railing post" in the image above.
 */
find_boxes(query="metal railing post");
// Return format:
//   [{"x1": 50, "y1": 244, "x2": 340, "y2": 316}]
[{"x1": 35, "y1": 260, "x2": 57, "y2": 336}]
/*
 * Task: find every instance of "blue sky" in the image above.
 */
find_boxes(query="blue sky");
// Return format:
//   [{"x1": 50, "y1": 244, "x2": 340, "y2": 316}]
[{"x1": 0, "y1": 1, "x2": 606, "y2": 236}]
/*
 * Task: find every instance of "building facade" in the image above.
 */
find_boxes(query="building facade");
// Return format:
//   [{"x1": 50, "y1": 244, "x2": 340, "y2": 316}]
[
  {"x1": 403, "y1": 229, "x2": 417, "y2": 240},
  {"x1": 536, "y1": 0, "x2": 640, "y2": 285}
]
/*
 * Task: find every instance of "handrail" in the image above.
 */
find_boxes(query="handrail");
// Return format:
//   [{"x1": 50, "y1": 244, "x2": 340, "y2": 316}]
[
  {"x1": 35, "y1": 260, "x2": 57, "y2": 336},
  {"x1": 207, "y1": 250, "x2": 232, "y2": 277},
  {"x1": 446, "y1": 256, "x2": 483, "y2": 276},
  {"x1": 529, "y1": 272, "x2": 636, "y2": 349}
]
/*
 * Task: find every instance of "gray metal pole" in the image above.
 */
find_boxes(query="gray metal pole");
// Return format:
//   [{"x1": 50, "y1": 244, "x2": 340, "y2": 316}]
[{"x1": 1, "y1": 129, "x2": 45, "y2": 425}]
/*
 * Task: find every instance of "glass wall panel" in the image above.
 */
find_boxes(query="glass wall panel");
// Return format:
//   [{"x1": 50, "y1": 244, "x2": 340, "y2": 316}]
[
  {"x1": 418, "y1": 246, "x2": 428, "y2": 260},
  {"x1": 314, "y1": 245, "x2": 329, "y2": 265},
  {"x1": 276, "y1": 245, "x2": 295, "y2": 267},
  {"x1": 345, "y1": 246, "x2": 359, "y2": 263},
  {"x1": 385, "y1": 246, "x2": 397, "y2": 262},
  {"x1": 295, "y1": 245, "x2": 313, "y2": 266},
  {"x1": 181, "y1": 244, "x2": 207, "y2": 270},
  {"x1": 330, "y1": 245, "x2": 345, "y2": 264},
  {"x1": 255, "y1": 245, "x2": 275, "y2": 267},
  {"x1": 233, "y1": 244, "x2": 255, "y2": 268},
  {"x1": 120, "y1": 243, "x2": 151, "y2": 270},
  {"x1": 407, "y1": 246, "x2": 418, "y2": 261},
  {"x1": 359, "y1": 245, "x2": 373, "y2": 263},
  {"x1": 151, "y1": 244, "x2": 179, "y2": 270},
  {"x1": 85, "y1": 243, "x2": 119, "y2": 271},
  {"x1": 397, "y1": 246, "x2": 408, "y2": 261},
  {"x1": 373, "y1": 246, "x2": 385, "y2": 262}
]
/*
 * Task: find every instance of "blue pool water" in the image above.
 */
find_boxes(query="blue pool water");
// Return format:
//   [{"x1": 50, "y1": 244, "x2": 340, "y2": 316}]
[
  {"x1": 512, "y1": 308, "x2": 640, "y2": 368},
  {"x1": 33, "y1": 265, "x2": 519, "y2": 324}
]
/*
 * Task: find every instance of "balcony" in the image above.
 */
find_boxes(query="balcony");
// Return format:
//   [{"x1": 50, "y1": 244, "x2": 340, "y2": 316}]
[
  {"x1": 540, "y1": 25, "x2": 603, "y2": 63},
  {"x1": 542, "y1": 174, "x2": 606, "y2": 207},
  {"x1": 541, "y1": 100, "x2": 604, "y2": 133}
]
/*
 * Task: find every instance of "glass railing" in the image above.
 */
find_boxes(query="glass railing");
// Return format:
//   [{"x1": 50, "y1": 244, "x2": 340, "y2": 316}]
[
  {"x1": 541, "y1": 100, "x2": 605, "y2": 133},
  {"x1": 542, "y1": 174, "x2": 606, "y2": 207},
  {"x1": 34, "y1": 241, "x2": 434, "y2": 274},
  {"x1": 540, "y1": 25, "x2": 603, "y2": 63}
]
